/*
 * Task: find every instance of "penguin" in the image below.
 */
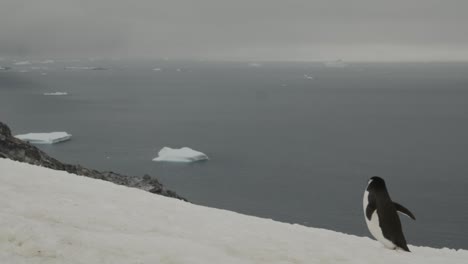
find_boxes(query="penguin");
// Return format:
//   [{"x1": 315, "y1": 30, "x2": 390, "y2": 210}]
[{"x1": 363, "y1": 176, "x2": 416, "y2": 252}]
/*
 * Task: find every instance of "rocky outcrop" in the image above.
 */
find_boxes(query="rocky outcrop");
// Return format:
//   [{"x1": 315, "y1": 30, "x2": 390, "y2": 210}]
[{"x1": 0, "y1": 121, "x2": 186, "y2": 201}]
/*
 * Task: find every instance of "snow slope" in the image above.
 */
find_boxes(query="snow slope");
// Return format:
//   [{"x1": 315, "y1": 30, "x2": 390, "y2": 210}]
[{"x1": 0, "y1": 159, "x2": 466, "y2": 264}]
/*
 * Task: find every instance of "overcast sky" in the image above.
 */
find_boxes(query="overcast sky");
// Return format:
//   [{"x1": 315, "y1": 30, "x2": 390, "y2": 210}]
[{"x1": 1, "y1": 0, "x2": 467, "y2": 61}]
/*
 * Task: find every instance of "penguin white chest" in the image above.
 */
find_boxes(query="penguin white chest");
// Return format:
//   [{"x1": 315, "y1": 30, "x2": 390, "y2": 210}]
[{"x1": 363, "y1": 191, "x2": 396, "y2": 249}]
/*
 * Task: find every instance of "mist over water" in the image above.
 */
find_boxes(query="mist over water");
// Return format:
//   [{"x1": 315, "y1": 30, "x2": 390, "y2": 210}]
[{"x1": 1, "y1": 60, "x2": 468, "y2": 249}]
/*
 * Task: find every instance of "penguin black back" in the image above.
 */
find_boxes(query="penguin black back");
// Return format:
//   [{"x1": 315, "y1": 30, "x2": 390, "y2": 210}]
[{"x1": 365, "y1": 176, "x2": 415, "y2": 252}]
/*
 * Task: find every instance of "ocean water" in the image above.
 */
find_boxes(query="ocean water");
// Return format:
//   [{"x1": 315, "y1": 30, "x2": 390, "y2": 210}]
[{"x1": 1, "y1": 60, "x2": 468, "y2": 249}]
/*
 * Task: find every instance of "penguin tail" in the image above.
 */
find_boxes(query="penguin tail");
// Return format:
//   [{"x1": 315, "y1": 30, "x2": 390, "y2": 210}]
[{"x1": 398, "y1": 244, "x2": 411, "y2": 252}]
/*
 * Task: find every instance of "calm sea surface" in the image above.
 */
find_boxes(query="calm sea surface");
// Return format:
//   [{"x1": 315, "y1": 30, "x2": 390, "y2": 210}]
[{"x1": 1, "y1": 60, "x2": 467, "y2": 249}]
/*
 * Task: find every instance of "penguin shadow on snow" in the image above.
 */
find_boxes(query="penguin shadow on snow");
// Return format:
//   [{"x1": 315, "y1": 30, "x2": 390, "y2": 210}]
[{"x1": 363, "y1": 176, "x2": 416, "y2": 252}]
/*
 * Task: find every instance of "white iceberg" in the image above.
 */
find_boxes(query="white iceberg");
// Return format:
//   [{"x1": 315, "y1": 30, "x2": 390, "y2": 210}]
[
  {"x1": 1, "y1": 158, "x2": 467, "y2": 264},
  {"x1": 248, "y1": 62, "x2": 262, "y2": 67},
  {"x1": 14, "y1": 61, "x2": 32, "y2": 65},
  {"x1": 15, "y1": 132, "x2": 72, "y2": 144},
  {"x1": 324, "y1": 59, "x2": 348, "y2": 68},
  {"x1": 152, "y1": 147, "x2": 209, "y2": 162},
  {"x1": 43, "y1": 92, "x2": 68, "y2": 96},
  {"x1": 64, "y1": 66, "x2": 107, "y2": 70}
]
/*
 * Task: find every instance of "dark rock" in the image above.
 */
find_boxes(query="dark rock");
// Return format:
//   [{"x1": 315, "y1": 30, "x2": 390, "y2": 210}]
[{"x1": 0, "y1": 121, "x2": 186, "y2": 201}]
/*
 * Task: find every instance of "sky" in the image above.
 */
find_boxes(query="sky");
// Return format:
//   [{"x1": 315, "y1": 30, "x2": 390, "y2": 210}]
[{"x1": 1, "y1": 0, "x2": 467, "y2": 61}]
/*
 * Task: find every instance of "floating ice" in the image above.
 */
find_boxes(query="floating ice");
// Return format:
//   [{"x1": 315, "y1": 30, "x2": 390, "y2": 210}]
[
  {"x1": 0, "y1": 66, "x2": 10, "y2": 71},
  {"x1": 304, "y1": 74, "x2": 315, "y2": 80},
  {"x1": 152, "y1": 68, "x2": 162, "y2": 71},
  {"x1": 43, "y1": 92, "x2": 67, "y2": 96},
  {"x1": 14, "y1": 61, "x2": 31, "y2": 65},
  {"x1": 15, "y1": 132, "x2": 72, "y2": 144},
  {"x1": 40, "y1": 60, "x2": 55, "y2": 64},
  {"x1": 324, "y1": 59, "x2": 348, "y2": 68},
  {"x1": 248, "y1": 62, "x2": 262, "y2": 67},
  {"x1": 152, "y1": 147, "x2": 209, "y2": 162},
  {"x1": 64, "y1": 66, "x2": 107, "y2": 70}
]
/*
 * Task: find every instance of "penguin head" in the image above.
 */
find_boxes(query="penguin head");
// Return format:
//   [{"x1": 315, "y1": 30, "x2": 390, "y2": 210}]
[{"x1": 367, "y1": 176, "x2": 387, "y2": 191}]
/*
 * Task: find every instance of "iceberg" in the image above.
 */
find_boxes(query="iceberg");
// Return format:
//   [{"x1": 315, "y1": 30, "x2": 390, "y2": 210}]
[
  {"x1": 15, "y1": 132, "x2": 72, "y2": 144},
  {"x1": 304, "y1": 74, "x2": 314, "y2": 80},
  {"x1": 324, "y1": 59, "x2": 348, "y2": 68},
  {"x1": 14, "y1": 61, "x2": 32, "y2": 65},
  {"x1": 152, "y1": 147, "x2": 209, "y2": 162},
  {"x1": 64, "y1": 66, "x2": 107, "y2": 70},
  {"x1": 248, "y1": 62, "x2": 262, "y2": 67},
  {"x1": 43, "y1": 92, "x2": 68, "y2": 96}
]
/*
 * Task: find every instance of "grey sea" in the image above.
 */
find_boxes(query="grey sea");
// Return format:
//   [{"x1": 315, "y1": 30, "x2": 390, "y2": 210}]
[{"x1": 1, "y1": 60, "x2": 467, "y2": 249}]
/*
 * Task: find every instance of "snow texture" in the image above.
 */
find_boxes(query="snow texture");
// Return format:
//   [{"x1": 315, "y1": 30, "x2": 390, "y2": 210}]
[
  {"x1": 153, "y1": 147, "x2": 209, "y2": 162},
  {"x1": 0, "y1": 159, "x2": 466, "y2": 264},
  {"x1": 15, "y1": 132, "x2": 72, "y2": 144},
  {"x1": 43, "y1": 92, "x2": 68, "y2": 96}
]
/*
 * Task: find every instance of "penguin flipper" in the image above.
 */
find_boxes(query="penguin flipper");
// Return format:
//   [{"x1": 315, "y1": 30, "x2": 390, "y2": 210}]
[
  {"x1": 394, "y1": 202, "x2": 416, "y2": 220},
  {"x1": 365, "y1": 203, "x2": 376, "y2": 221}
]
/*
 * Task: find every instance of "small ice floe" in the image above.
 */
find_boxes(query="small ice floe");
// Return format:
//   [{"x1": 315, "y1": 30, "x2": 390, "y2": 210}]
[
  {"x1": 15, "y1": 132, "x2": 72, "y2": 144},
  {"x1": 0, "y1": 66, "x2": 10, "y2": 71},
  {"x1": 152, "y1": 68, "x2": 162, "y2": 71},
  {"x1": 324, "y1": 59, "x2": 347, "y2": 68},
  {"x1": 304, "y1": 74, "x2": 314, "y2": 80},
  {"x1": 43, "y1": 92, "x2": 67, "y2": 96},
  {"x1": 31, "y1": 66, "x2": 48, "y2": 70},
  {"x1": 248, "y1": 62, "x2": 262, "y2": 67},
  {"x1": 152, "y1": 147, "x2": 209, "y2": 162},
  {"x1": 41, "y1": 72, "x2": 48, "y2": 76},
  {"x1": 40, "y1": 60, "x2": 55, "y2": 64},
  {"x1": 64, "y1": 66, "x2": 107, "y2": 70},
  {"x1": 14, "y1": 61, "x2": 32, "y2": 65}
]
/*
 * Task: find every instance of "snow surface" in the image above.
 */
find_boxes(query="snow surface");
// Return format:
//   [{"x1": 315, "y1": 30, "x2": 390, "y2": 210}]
[
  {"x1": 0, "y1": 159, "x2": 466, "y2": 264},
  {"x1": 43, "y1": 92, "x2": 68, "y2": 96},
  {"x1": 15, "y1": 132, "x2": 72, "y2": 144},
  {"x1": 153, "y1": 147, "x2": 209, "y2": 162}
]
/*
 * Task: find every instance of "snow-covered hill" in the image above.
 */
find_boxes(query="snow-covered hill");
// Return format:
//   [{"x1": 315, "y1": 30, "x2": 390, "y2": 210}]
[{"x1": 0, "y1": 159, "x2": 466, "y2": 264}]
